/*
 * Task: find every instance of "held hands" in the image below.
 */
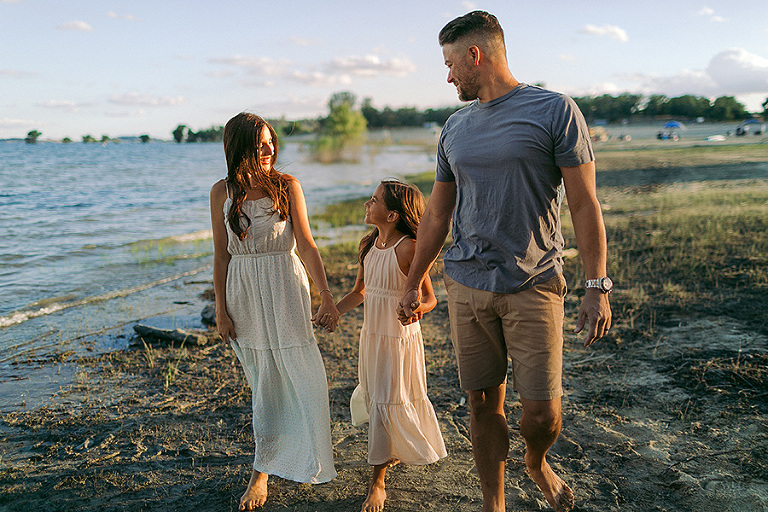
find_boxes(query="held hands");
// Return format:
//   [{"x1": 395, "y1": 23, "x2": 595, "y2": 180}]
[
  {"x1": 397, "y1": 288, "x2": 422, "y2": 325},
  {"x1": 312, "y1": 291, "x2": 340, "y2": 332},
  {"x1": 574, "y1": 289, "x2": 612, "y2": 347}
]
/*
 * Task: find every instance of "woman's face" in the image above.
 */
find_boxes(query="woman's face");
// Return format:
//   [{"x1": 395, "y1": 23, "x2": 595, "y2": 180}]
[{"x1": 258, "y1": 126, "x2": 275, "y2": 169}]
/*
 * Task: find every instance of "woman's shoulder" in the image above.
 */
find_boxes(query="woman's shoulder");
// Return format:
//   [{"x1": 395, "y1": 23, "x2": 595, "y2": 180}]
[
  {"x1": 279, "y1": 172, "x2": 300, "y2": 186},
  {"x1": 210, "y1": 179, "x2": 228, "y2": 202}
]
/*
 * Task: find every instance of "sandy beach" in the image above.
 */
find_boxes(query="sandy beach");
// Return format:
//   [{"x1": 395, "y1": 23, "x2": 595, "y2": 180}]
[{"x1": 1, "y1": 141, "x2": 767, "y2": 511}]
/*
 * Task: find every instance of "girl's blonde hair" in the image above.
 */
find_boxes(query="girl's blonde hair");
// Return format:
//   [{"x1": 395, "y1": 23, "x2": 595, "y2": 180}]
[{"x1": 358, "y1": 179, "x2": 426, "y2": 267}]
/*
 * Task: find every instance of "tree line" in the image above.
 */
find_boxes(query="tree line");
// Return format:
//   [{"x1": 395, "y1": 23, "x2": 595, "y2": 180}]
[{"x1": 572, "y1": 93, "x2": 765, "y2": 124}]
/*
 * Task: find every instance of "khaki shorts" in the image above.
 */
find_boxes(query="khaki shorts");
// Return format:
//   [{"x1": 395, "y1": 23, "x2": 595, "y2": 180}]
[{"x1": 444, "y1": 274, "x2": 566, "y2": 400}]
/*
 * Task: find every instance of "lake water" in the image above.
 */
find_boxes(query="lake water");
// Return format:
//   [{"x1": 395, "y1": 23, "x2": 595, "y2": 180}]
[{"x1": 0, "y1": 133, "x2": 436, "y2": 410}]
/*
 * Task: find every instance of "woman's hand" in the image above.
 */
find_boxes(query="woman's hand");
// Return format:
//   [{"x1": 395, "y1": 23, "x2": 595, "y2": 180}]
[
  {"x1": 312, "y1": 294, "x2": 340, "y2": 332},
  {"x1": 216, "y1": 313, "x2": 237, "y2": 343}
]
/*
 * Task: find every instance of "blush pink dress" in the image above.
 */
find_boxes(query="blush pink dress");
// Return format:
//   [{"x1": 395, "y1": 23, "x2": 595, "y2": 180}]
[{"x1": 350, "y1": 235, "x2": 447, "y2": 465}]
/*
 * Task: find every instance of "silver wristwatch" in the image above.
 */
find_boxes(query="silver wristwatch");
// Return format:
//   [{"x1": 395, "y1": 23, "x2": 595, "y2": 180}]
[{"x1": 585, "y1": 276, "x2": 613, "y2": 293}]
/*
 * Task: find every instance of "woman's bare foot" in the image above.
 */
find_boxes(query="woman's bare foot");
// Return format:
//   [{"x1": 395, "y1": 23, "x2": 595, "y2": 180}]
[
  {"x1": 387, "y1": 459, "x2": 400, "y2": 468},
  {"x1": 362, "y1": 481, "x2": 386, "y2": 512},
  {"x1": 239, "y1": 470, "x2": 268, "y2": 510},
  {"x1": 525, "y1": 457, "x2": 574, "y2": 512}
]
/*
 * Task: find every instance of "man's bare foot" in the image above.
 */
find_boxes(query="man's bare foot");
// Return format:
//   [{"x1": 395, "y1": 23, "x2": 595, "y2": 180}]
[
  {"x1": 525, "y1": 457, "x2": 574, "y2": 512},
  {"x1": 362, "y1": 482, "x2": 387, "y2": 512},
  {"x1": 239, "y1": 470, "x2": 268, "y2": 510}
]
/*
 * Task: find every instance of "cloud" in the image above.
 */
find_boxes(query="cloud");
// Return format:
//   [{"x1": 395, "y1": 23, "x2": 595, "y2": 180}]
[
  {"x1": 697, "y1": 6, "x2": 726, "y2": 22},
  {"x1": 558, "y1": 54, "x2": 575, "y2": 62},
  {"x1": 325, "y1": 55, "x2": 417, "y2": 78},
  {"x1": 0, "y1": 69, "x2": 37, "y2": 78},
  {"x1": 109, "y1": 93, "x2": 186, "y2": 107},
  {"x1": 106, "y1": 11, "x2": 138, "y2": 21},
  {"x1": 290, "y1": 36, "x2": 319, "y2": 47},
  {"x1": 586, "y1": 48, "x2": 768, "y2": 106},
  {"x1": 104, "y1": 109, "x2": 146, "y2": 118},
  {"x1": 0, "y1": 117, "x2": 32, "y2": 127},
  {"x1": 706, "y1": 48, "x2": 768, "y2": 92},
  {"x1": 209, "y1": 56, "x2": 286, "y2": 77},
  {"x1": 579, "y1": 24, "x2": 628, "y2": 42},
  {"x1": 461, "y1": 1, "x2": 477, "y2": 9},
  {"x1": 36, "y1": 100, "x2": 91, "y2": 112},
  {"x1": 210, "y1": 53, "x2": 417, "y2": 87},
  {"x1": 57, "y1": 20, "x2": 92, "y2": 32},
  {"x1": 287, "y1": 70, "x2": 352, "y2": 87}
]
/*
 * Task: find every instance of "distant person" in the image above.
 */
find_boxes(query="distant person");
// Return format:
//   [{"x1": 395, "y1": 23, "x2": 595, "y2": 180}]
[
  {"x1": 335, "y1": 180, "x2": 447, "y2": 512},
  {"x1": 398, "y1": 11, "x2": 612, "y2": 512},
  {"x1": 210, "y1": 112, "x2": 339, "y2": 510}
]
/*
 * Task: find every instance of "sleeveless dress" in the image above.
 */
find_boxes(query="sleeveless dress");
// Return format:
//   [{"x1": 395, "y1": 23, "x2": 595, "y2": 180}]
[
  {"x1": 223, "y1": 195, "x2": 336, "y2": 484},
  {"x1": 350, "y1": 236, "x2": 447, "y2": 466}
]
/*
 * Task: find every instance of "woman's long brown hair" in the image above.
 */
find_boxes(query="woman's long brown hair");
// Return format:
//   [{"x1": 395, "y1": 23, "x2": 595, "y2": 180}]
[
  {"x1": 358, "y1": 179, "x2": 426, "y2": 267},
  {"x1": 223, "y1": 112, "x2": 291, "y2": 240}
]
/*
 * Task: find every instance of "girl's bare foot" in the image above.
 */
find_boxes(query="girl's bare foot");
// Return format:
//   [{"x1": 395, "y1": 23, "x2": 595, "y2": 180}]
[
  {"x1": 525, "y1": 457, "x2": 574, "y2": 512},
  {"x1": 239, "y1": 470, "x2": 268, "y2": 510},
  {"x1": 362, "y1": 482, "x2": 386, "y2": 512}
]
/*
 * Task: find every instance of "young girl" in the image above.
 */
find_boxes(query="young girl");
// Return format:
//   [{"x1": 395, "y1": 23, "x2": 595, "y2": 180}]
[
  {"x1": 210, "y1": 113, "x2": 338, "y2": 510},
  {"x1": 335, "y1": 179, "x2": 447, "y2": 512}
]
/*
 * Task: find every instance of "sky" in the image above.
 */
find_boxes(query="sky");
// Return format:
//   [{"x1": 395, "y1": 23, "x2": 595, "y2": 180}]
[{"x1": 1, "y1": 0, "x2": 767, "y2": 140}]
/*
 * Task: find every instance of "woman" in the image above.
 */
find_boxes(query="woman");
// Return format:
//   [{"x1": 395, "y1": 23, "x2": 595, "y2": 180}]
[{"x1": 210, "y1": 112, "x2": 338, "y2": 510}]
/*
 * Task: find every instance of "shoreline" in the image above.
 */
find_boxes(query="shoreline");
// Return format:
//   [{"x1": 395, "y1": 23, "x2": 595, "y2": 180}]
[{"x1": 1, "y1": 143, "x2": 767, "y2": 511}]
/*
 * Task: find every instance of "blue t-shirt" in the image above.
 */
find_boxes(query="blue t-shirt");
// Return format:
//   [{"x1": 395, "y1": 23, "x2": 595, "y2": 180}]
[{"x1": 436, "y1": 84, "x2": 594, "y2": 293}]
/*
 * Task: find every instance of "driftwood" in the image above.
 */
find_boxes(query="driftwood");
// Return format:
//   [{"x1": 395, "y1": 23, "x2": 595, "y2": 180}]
[
  {"x1": 201, "y1": 304, "x2": 216, "y2": 326},
  {"x1": 133, "y1": 324, "x2": 209, "y2": 346}
]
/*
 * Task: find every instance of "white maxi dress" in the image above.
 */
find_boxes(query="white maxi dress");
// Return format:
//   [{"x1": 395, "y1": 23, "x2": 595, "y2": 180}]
[
  {"x1": 224, "y1": 196, "x2": 336, "y2": 483},
  {"x1": 350, "y1": 236, "x2": 447, "y2": 466}
]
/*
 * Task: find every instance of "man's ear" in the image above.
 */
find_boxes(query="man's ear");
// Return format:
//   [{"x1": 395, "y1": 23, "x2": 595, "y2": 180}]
[{"x1": 468, "y1": 45, "x2": 481, "y2": 65}]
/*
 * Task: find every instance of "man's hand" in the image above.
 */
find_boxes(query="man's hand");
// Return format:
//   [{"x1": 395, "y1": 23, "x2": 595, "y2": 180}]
[
  {"x1": 574, "y1": 289, "x2": 612, "y2": 347},
  {"x1": 397, "y1": 288, "x2": 421, "y2": 325}
]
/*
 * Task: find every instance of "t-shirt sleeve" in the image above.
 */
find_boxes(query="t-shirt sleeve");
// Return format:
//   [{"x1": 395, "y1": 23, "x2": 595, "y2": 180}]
[
  {"x1": 552, "y1": 95, "x2": 595, "y2": 168},
  {"x1": 435, "y1": 130, "x2": 455, "y2": 182}
]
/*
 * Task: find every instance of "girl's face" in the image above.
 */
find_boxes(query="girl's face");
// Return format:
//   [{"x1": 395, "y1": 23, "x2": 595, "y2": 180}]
[
  {"x1": 258, "y1": 126, "x2": 275, "y2": 169},
  {"x1": 364, "y1": 184, "x2": 393, "y2": 226}
]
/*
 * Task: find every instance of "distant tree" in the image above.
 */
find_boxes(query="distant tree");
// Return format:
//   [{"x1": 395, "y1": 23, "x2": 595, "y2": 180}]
[
  {"x1": 100, "y1": 135, "x2": 110, "y2": 144},
  {"x1": 761, "y1": 97, "x2": 768, "y2": 118},
  {"x1": 82, "y1": 135, "x2": 96, "y2": 143},
  {"x1": 423, "y1": 106, "x2": 463, "y2": 125},
  {"x1": 314, "y1": 91, "x2": 368, "y2": 163},
  {"x1": 188, "y1": 126, "x2": 224, "y2": 143},
  {"x1": 708, "y1": 96, "x2": 749, "y2": 121},
  {"x1": 139, "y1": 135, "x2": 150, "y2": 143},
  {"x1": 62, "y1": 137, "x2": 72, "y2": 143},
  {"x1": 666, "y1": 95, "x2": 711, "y2": 120},
  {"x1": 361, "y1": 98, "x2": 462, "y2": 128},
  {"x1": 640, "y1": 94, "x2": 670, "y2": 118},
  {"x1": 172, "y1": 125, "x2": 186, "y2": 143},
  {"x1": 24, "y1": 130, "x2": 41, "y2": 144}
]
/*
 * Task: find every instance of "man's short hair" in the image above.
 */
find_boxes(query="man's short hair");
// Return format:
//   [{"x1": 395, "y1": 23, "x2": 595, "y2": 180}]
[{"x1": 439, "y1": 10, "x2": 505, "y2": 50}]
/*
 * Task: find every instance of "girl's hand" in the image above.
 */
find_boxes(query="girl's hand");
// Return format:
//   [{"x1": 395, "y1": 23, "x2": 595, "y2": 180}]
[
  {"x1": 216, "y1": 313, "x2": 237, "y2": 343},
  {"x1": 397, "y1": 288, "x2": 421, "y2": 325},
  {"x1": 313, "y1": 297, "x2": 340, "y2": 332}
]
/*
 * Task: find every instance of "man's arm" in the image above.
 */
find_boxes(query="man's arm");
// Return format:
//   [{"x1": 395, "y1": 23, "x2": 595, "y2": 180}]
[
  {"x1": 397, "y1": 180, "x2": 456, "y2": 324},
  {"x1": 561, "y1": 161, "x2": 612, "y2": 347}
]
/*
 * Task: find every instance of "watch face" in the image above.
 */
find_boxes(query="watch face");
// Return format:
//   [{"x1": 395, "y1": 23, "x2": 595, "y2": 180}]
[{"x1": 600, "y1": 277, "x2": 613, "y2": 292}]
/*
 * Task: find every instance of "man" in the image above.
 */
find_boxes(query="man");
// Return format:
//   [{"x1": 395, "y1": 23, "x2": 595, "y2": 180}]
[{"x1": 397, "y1": 11, "x2": 612, "y2": 512}]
